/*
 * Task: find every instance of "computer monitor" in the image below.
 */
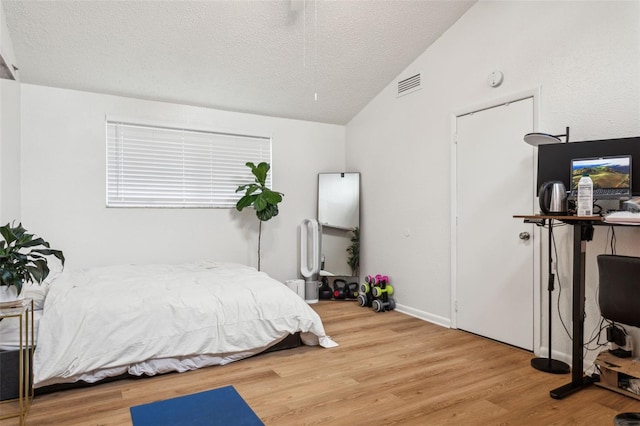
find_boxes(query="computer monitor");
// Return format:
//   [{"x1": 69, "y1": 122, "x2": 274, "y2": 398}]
[
  {"x1": 537, "y1": 136, "x2": 640, "y2": 197},
  {"x1": 569, "y1": 155, "x2": 631, "y2": 200}
]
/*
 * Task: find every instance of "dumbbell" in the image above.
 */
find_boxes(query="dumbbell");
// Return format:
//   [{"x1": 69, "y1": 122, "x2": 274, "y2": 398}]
[
  {"x1": 357, "y1": 293, "x2": 369, "y2": 307},
  {"x1": 359, "y1": 275, "x2": 376, "y2": 295},
  {"x1": 372, "y1": 284, "x2": 394, "y2": 298},
  {"x1": 372, "y1": 297, "x2": 396, "y2": 312},
  {"x1": 359, "y1": 292, "x2": 375, "y2": 307},
  {"x1": 375, "y1": 275, "x2": 389, "y2": 285}
]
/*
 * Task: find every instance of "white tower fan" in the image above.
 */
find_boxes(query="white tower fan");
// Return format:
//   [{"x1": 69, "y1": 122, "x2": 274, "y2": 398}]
[{"x1": 300, "y1": 218, "x2": 322, "y2": 303}]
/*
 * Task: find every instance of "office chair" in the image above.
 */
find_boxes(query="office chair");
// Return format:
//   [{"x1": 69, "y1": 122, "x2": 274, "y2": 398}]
[{"x1": 597, "y1": 254, "x2": 640, "y2": 426}]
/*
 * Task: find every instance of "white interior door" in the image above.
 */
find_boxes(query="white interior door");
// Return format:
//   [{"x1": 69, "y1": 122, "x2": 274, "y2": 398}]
[{"x1": 455, "y1": 97, "x2": 535, "y2": 350}]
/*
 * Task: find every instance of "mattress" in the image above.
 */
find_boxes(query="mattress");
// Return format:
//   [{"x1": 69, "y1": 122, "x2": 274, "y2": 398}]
[{"x1": 33, "y1": 260, "x2": 337, "y2": 388}]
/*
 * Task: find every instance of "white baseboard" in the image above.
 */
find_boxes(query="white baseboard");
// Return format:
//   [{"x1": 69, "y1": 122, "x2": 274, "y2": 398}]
[
  {"x1": 394, "y1": 303, "x2": 451, "y2": 329},
  {"x1": 534, "y1": 345, "x2": 572, "y2": 367},
  {"x1": 393, "y1": 304, "x2": 579, "y2": 369}
]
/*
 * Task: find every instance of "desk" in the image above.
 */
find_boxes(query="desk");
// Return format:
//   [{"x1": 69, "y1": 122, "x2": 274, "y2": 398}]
[{"x1": 514, "y1": 214, "x2": 603, "y2": 399}]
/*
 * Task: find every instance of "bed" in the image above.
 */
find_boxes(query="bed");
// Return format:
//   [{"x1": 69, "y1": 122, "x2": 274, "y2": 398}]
[{"x1": 2, "y1": 260, "x2": 336, "y2": 391}]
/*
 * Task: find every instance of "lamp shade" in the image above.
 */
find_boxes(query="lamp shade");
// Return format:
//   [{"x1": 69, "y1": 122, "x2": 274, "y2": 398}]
[
  {"x1": 523, "y1": 132, "x2": 562, "y2": 146},
  {"x1": 523, "y1": 127, "x2": 570, "y2": 146}
]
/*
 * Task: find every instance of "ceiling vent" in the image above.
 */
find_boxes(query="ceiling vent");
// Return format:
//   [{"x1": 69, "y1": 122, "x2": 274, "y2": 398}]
[{"x1": 397, "y1": 73, "x2": 421, "y2": 97}]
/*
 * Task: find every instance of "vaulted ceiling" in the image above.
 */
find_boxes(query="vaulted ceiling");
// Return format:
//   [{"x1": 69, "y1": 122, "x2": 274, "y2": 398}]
[{"x1": 3, "y1": 0, "x2": 476, "y2": 125}]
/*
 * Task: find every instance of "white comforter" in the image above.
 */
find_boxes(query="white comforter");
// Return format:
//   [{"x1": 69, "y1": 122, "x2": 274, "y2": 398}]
[{"x1": 34, "y1": 261, "x2": 336, "y2": 388}]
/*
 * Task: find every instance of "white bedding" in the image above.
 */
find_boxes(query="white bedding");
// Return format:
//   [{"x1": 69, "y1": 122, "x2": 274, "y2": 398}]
[
  {"x1": 33, "y1": 261, "x2": 337, "y2": 388},
  {"x1": 0, "y1": 310, "x2": 42, "y2": 350}
]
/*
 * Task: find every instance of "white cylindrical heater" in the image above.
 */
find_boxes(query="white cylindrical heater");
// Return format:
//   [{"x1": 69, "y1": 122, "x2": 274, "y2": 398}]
[
  {"x1": 284, "y1": 279, "x2": 305, "y2": 299},
  {"x1": 300, "y1": 218, "x2": 322, "y2": 304}
]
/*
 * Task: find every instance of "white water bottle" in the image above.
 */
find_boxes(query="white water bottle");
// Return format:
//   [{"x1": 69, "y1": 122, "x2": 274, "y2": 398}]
[{"x1": 577, "y1": 174, "x2": 593, "y2": 216}]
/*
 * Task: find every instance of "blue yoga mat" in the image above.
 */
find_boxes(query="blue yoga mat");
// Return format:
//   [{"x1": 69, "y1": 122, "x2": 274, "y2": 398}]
[{"x1": 130, "y1": 385, "x2": 264, "y2": 426}]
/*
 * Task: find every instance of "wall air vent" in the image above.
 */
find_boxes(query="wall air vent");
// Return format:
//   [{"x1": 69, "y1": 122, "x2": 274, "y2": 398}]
[{"x1": 397, "y1": 72, "x2": 421, "y2": 97}]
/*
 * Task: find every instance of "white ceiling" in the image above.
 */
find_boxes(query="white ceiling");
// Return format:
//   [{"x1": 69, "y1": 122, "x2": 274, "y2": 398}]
[{"x1": 2, "y1": 0, "x2": 476, "y2": 125}]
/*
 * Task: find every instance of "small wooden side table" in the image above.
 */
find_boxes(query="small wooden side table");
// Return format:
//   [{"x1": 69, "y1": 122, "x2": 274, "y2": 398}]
[{"x1": 0, "y1": 298, "x2": 34, "y2": 425}]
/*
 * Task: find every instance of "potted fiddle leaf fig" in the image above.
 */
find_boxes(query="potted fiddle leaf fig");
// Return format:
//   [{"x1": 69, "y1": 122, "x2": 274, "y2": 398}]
[
  {"x1": 235, "y1": 162, "x2": 284, "y2": 271},
  {"x1": 0, "y1": 222, "x2": 65, "y2": 302}
]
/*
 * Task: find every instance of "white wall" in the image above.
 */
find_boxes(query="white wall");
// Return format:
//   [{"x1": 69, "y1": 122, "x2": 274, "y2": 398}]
[
  {"x1": 346, "y1": 0, "x2": 640, "y2": 364},
  {"x1": 20, "y1": 84, "x2": 345, "y2": 282},
  {"x1": 0, "y1": 79, "x2": 20, "y2": 224},
  {"x1": 0, "y1": 2, "x2": 20, "y2": 225}
]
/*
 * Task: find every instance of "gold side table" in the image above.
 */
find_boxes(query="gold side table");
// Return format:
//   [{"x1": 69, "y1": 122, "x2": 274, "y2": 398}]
[{"x1": 0, "y1": 298, "x2": 34, "y2": 425}]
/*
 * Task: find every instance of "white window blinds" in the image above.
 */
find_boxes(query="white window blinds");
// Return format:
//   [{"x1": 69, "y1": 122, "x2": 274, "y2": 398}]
[{"x1": 106, "y1": 121, "x2": 272, "y2": 208}]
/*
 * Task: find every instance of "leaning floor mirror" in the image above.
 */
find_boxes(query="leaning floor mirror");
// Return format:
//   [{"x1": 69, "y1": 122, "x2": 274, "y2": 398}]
[{"x1": 317, "y1": 172, "x2": 360, "y2": 283}]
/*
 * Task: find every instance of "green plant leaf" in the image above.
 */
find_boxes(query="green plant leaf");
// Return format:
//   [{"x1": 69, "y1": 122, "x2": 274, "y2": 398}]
[
  {"x1": 255, "y1": 162, "x2": 270, "y2": 185},
  {"x1": 13, "y1": 280, "x2": 23, "y2": 296},
  {"x1": 12, "y1": 223, "x2": 28, "y2": 241},
  {"x1": 31, "y1": 248, "x2": 66, "y2": 265},
  {"x1": 25, "y1": 265, "x2": 44, "y2": 284},
  {"x1": 0, "y1": 223, "x2": 65, "y2": 292},
  {"x1": 19, "y1": 236, "x2": 47, "y2": 248},
  {"x1": 236, "y1": 194, "x2": 257, "y2": 211},
  {"x1": 253, "y1": 195, "x2": 268, "y2": 212},
  {"x1": 262, "y1": 189, "x2": 283, "y2": 204},
  {"x1": 1, "y1": 269, "x2": 15, "y2": 286},
  {"x1": 0, "y1": 224, "x2": 17, "y2": 245},
  {"x1": 245, "y1": 161, "x2": 269, "y2": 186},
  {"x1": 236, "y1": 183, "x2": 259, "y2": 195},
  {"x1": 256, "y1": 204, "x2": 279, "y2": 221},
  {"x1": 346, "y1": 227, "x2": 360, "y2": 276}
]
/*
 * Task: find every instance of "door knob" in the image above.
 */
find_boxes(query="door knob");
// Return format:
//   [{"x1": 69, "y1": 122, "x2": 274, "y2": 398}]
[{"x1": 519, "y1": 232, "x2": 531, "y2": 240}]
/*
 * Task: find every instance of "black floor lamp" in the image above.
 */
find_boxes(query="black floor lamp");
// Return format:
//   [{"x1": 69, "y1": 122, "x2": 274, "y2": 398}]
[
  {"x1": 523, "y1": 128, "x2": 571, "y2": 373},
  {"x1": 531, "y1": 219, "x2": 570, "y2": 374}
]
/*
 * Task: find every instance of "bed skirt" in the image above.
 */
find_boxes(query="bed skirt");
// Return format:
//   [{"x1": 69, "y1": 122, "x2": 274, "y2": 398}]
[{"x1": 30, "y1": 332, "x2": 302, "y2": 396}]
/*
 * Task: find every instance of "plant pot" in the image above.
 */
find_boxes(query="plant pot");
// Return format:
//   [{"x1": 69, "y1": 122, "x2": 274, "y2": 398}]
[{"x1": 0, "y1": 285, "x2": 24, "y2": 305}]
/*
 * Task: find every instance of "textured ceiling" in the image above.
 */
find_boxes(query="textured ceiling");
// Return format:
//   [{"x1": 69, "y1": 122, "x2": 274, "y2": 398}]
[{"x1": 2, "y1": 0, "x2": 476, "y2": 125}]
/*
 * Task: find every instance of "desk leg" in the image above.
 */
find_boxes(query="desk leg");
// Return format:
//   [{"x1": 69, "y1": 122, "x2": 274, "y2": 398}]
[{"x1": 550, "y1": 222, "x2": 597, "y2": 399}]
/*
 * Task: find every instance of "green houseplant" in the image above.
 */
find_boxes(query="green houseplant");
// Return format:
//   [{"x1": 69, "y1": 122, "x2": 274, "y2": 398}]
[
  {"x1": 346, "y1": 226, "x2": 359, "y2": 277},
  {"x1": 235, "y1": 162, "x2": 284, "y2": 271},
  {"x1": 0, "y1": 222, "x2": 65, "y2": 299}
]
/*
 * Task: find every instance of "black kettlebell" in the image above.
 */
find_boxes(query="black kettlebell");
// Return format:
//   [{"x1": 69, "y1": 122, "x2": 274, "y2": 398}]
[
  {"x1": 345, "y1": 282, "x2": 359, "y2": 299},
  {"x1": 333, "y1": 279, "x2": 348, "y2": 300},
  {"x1": 319, "y1": 277, "x2": 333, "y2": 300}
]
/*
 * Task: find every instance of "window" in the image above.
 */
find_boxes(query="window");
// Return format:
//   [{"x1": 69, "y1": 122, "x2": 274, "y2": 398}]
[{"x1": 106, "y1": 121, "x2": 272, "y2": 208}]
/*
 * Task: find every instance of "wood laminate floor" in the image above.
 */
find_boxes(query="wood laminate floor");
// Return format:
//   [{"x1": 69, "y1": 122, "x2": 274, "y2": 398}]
[{"x1": 1, "y1": 301, "x2": 639, "y2": 425}]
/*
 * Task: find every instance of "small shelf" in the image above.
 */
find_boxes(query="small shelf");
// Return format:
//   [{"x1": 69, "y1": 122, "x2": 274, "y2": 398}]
[
  {"x1": 0, "y1": 299, "x2": 34, "y2": 425},
  {"x1": 595, "y1": 350, "x2": 640, "y2": 400}
]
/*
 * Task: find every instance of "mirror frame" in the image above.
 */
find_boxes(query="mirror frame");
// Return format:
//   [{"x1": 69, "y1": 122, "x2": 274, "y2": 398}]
[
  {"x1": 317, "y1": 172, "x2": 360, "y2": 278},
  {"x1": 317, "y1": 172, "x2": 360, "y2": 230}
]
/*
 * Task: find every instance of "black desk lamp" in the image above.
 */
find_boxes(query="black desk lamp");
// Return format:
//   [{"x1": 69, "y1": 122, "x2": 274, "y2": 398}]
[{"x1": 531, "y1": 220, "x2": 570, "y2": 374}]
